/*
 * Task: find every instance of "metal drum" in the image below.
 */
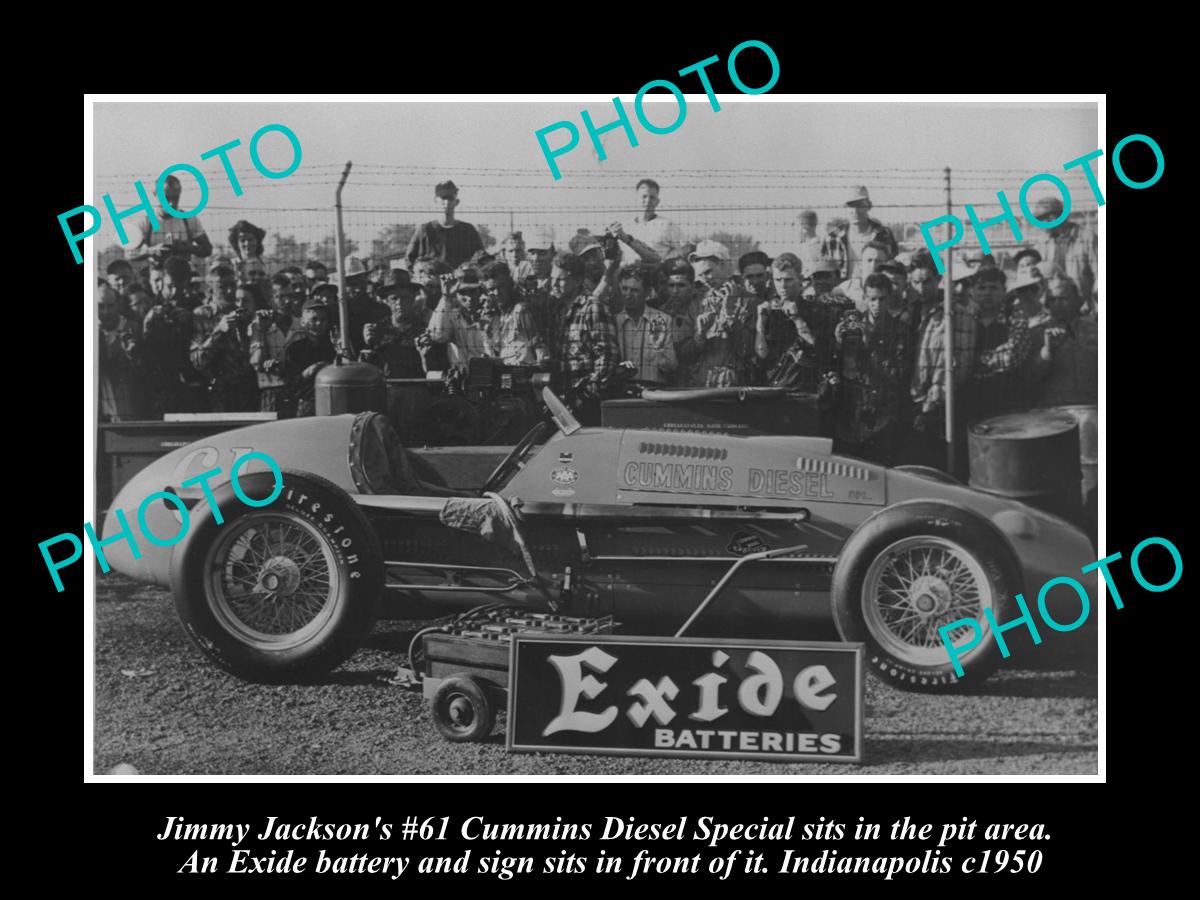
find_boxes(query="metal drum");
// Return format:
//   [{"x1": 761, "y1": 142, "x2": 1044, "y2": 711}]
[
  {"x1": 1056, "y1": 404, "x2": 1098, "y2": 508},
  {"x1": 315, "y1": 360, "x2": 386, "y2": 417},
  {"x1": 968, "y1": 411, "x2": 1081, "y2": 518}
]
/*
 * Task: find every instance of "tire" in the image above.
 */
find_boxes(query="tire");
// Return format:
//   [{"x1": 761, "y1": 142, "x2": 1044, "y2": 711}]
[
  {"x1": 431, "y1": 675, "x2": 495, "y2": 742},
  {"x1": 830, "y1": 501, "x2": 1022, "y2": 692},
  {"x1": 171, "y1": 468, "x2": 383, "y2": 683}
]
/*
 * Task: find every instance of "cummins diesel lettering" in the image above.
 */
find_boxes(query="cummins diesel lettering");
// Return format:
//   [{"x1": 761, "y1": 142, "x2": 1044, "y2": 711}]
[
  {"x1": 621, "y1": 461, "x2": 734, "y2": 492},
  {"x1": 748, "y1": 468, "x2": 834, "y2": 499}
]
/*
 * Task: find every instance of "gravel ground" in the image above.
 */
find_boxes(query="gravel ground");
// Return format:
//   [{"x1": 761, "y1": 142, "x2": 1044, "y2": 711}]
[{"x1": 93, "y1": 575, "x2": 1098, "y2": 776}]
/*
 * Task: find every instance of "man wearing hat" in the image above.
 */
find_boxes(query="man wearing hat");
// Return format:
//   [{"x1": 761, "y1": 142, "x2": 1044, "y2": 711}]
[
  {"x1": 1021, "y1": 272, "x2": 1096, "y2": 409},
  {"x1": 281, "y1": 296, "x2": 337, "y2": 417},
  {"x1": 1006, "y1": 263, "x2": 1047, "y2": 321},
  {"x1": 802, "y1": 258, "x2": 843, "y2": 305},
  {"x1": 405, "y1": 180, "x2": 484, "y2": 270},
  {"x1": 1026, "y1": 196, "x2": 1097, "y2": 309},
  {"x1": 359, "y1": 284, "x2": 428, "y2": 379},
  {"x1": 823, "y1": 186, "x2": 898, "y2": 281},
  {"x1": 424, "y1": 263, "x2": 490, "y2": 366},
  {"x1": 343, "y1": 255, "x2": 390, "y2": 350},
  {"x1": 688, "y1": 239, "x2": 732, "y2": 292}
]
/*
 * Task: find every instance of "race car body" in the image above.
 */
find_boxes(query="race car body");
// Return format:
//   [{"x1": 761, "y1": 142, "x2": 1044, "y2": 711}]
[{"x1": 102, "y1": 389, "x2": 1096, "y2": 690}]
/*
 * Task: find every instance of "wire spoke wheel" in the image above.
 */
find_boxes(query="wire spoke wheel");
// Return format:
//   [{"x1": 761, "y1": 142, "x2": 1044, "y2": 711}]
[
  {"x1": 862, "y1": 536, "x2": 994, "y2": 668},
  {"x1": 205, "y1": 512, "x2": 341, "y2": 651}
]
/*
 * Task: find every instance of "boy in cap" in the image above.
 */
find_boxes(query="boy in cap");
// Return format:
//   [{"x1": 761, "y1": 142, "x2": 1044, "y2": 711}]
[
  {"x1": 405, "y1": 180, "x2": 485, "y2": 270},
  {"x1": 690, "y1": 241, "x2": 757, "y2": 387},
  {"x1": 281, "y1": 297, "x2": 337, "y2": 417},
  {"x1": 823, "y1": 186, "x2": 898, "y2": 280}
]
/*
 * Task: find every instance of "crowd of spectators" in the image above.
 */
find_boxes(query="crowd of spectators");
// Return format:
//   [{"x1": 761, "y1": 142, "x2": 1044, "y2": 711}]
[{"x1": 98, "y1": 176, "x2": 1098, "y2": 471}]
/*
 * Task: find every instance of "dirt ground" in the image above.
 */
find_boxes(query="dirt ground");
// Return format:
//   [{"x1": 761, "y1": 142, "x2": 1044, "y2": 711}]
[{"x1": 92, "y1": 575, "x2": 1098, "y2": 776}]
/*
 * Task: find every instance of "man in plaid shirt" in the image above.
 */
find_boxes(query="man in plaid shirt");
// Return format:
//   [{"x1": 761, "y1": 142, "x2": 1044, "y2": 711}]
[
  {"x1": 547, "y1": 253, "x2": 619, "y2": 424},
  {"x1": 615, "y1": 264, "x2": 677, "y2": 386},
  {"x1": 834, "y1": 274, "x2": 911, "y2": 464},
  {"x1": 906, "y1": 270, "x2": 977, "y2": 472},
  {"x1": 967, "y1": 266, "x2": 1031, "y2": 422}
]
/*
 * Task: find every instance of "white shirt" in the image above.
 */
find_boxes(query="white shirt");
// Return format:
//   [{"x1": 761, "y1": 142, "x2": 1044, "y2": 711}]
[
  {"x1": 134, "y1": 209, "x2": 208, "y2": 254},
  {"x1": 621, "y1": 215, "x2": 687, "y2": 264}
]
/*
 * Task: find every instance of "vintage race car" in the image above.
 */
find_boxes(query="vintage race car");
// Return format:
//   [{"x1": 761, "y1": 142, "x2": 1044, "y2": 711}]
[{"x1": 102, "y1": 389, "x2": 1096, "y2": 692}]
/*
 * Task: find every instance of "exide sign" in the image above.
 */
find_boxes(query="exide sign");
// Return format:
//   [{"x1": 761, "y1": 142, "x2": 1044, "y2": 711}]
[{"x1": 507, "y1": 636, "x2": 863, "y2": 763}]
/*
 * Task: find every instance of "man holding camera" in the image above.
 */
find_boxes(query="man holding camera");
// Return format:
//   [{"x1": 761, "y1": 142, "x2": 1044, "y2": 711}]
[
  {"x1": 189, "y1": 282, "x2": 259, "y2": 412},
  {"x1": 130, "y1": 174, "x2": 214, "y2": 268}
]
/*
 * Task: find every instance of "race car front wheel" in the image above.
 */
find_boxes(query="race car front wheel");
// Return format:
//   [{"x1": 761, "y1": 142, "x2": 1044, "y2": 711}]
[
  {"x1": 171, "y1": 469, "x2": 382, "y2": 683},
  {"x1": 831, "y1": 502, "x2": 1022, "y2": 692}
]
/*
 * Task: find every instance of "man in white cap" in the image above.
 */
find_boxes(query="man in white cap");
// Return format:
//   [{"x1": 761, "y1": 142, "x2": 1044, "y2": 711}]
[
  {"x1": 518, "y1": 227, "x2": 557, "y2": 295},
  {"x1": 1025, "y1": 195, "x2": 1097, "y2": 311},
  {"x1": 688, "y1": 239, "x2": 732, "y2": 292},
  {"x1": 823, "y1": 186, "x2": 898, "y2": 281}
]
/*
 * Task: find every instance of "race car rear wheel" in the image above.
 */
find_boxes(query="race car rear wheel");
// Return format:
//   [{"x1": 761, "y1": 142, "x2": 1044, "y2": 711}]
[
  {"x1": 831, "y1": 502, "x2": 1022, "y2": 692},
  {"x1": 171, "y1": 469, "x2": 382, "y2": 683}
]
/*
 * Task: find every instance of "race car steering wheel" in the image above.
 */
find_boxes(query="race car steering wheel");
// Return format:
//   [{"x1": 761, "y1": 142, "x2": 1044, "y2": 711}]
[{"x1": 481, "y1": 420, "x2": 554, "y2": 495}]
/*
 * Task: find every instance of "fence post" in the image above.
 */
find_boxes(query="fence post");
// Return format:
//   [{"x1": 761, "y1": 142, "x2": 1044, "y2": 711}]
[
  {"x1": 943, "y1": 166, "x2": 956, "y2": 475},
  {"x1": 334, "y1": 161, "x2": 353, "y2": 357}
]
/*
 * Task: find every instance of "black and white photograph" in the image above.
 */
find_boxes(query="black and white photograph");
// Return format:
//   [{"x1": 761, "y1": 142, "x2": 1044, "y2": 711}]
[{"x1": 82, "y1": 96, "x2": 1106, "y2": 777}]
